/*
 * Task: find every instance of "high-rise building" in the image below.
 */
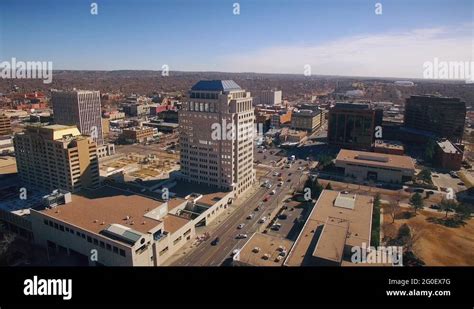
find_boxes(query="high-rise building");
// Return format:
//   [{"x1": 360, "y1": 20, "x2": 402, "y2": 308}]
[
  {"x1": 179, "y1": 80, "x2": 256, "y2": 195},
  {"x1": 328, "y1": 103, "x2": 382, "y2": 150},
  {"x1": 254, "y1": 90, "x2": 282, "y2": 106},
  {"x1": 0, "y1": 113, "x2": 12, "y2": 136},
  {"x1": 404, "y1": 95, "x2": 466, "y2": 143},
  {"x1": 13, "y1": 124, "x2": 100, "y2": 192},
  {"x1": 52, "y1": 90, "x2": 104, "y2": 145}
]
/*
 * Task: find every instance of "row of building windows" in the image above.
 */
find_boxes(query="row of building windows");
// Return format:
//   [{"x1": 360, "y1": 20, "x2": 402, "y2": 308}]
[{"x1": 43, "y1": 219, "x2": 126, "y2": 257}]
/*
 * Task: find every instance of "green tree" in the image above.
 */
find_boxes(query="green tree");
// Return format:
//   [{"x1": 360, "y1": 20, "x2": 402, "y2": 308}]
[
  {"x1": 303, "y1": 177, "x2": 323, "y2": 199},
  {"x1": 418, "y1": 168, "x2": 432, "y2": 184},
  {"x1": 438, "y1": 198, "x2": 458, "y2": 218},
  {"x1": 455, "y1": 203, "x2": 472, "y2": 221},
  {"x1": 424, "y1": 139, "x2": 436, "y2": 163},
  {"x1": 370, "y1": 193, "x2": 382, "y2": 246},
  {"x1": 409, "y1": 192, "x2": 424, "y2": 214}
]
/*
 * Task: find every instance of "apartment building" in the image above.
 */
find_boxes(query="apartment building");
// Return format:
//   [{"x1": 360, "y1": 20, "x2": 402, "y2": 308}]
[
  {"x1": 52, "y1": 90, "x2": 104, "y2": 145},
  {"x1": 0, "y1": 113, "x2": 12, "y2": 136},
  {"x1": 13, "y1": 124, "x2": 100, "y2": 192},
  {"x1": 404, "y1": 95, "x2": 466, "y2": 143},
  {"x1": 179, "y1": 80, "x2": 256, "y2": 195}
]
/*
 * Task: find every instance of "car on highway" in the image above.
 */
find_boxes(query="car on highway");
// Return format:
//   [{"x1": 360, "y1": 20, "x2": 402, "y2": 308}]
[
  {"x1": 211, "y1": 237, "x2": 220, "y2": 246},
  {"x1": 247, "y1": 213, "x2": 254, "y2": 219},
  {"x1": 237, "y1": 223, "x2": 245, "y2": 229},
  {"x1": 259, "y1": 217, "x2": 267, "y2": 223},
  {"x1": 236, "y1": 234, "x2": 248, "y2": 239}
]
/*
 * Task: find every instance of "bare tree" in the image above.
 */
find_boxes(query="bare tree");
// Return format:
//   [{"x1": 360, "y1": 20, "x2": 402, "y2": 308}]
[{"x1": 388, "y1": 200, "x2": 401, "y2": 223}]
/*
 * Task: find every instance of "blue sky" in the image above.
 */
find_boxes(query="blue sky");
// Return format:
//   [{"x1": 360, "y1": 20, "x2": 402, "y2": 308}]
[{"x1": 0, "y1": 0, "x2": 472, "y2": 78}]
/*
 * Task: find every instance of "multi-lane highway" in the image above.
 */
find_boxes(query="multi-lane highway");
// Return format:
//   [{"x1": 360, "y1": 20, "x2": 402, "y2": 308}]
[{"x1": 172, "y1": 160, "x2": 307, "y2": 266}]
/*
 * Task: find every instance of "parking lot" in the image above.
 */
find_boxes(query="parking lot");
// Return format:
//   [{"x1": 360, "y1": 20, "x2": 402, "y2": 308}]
[
  {"x1": 266, "y1": 200, "x2": 313, "y2": 241},
  {"x1": 431, "y1": 171, "x2": 467, "y2": 193}
]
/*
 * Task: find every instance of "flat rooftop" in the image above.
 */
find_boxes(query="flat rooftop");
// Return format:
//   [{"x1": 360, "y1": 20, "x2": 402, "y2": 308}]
[
  {"x1": 40, "y1": 186, "x2": 190, "y2": 236},
  {"x1": 235, "y1": 233, "x2": 294, "y2": 267},
  {"x1": 374, "y1": 139, "x2": 404, "y2": 150},
  {"x1": 335, "y1": 149, "x2": 415, "y2": 170},
  {"x1": 437, "y1": 140, "x2": 461, "y2": 154},
  {"x1": 285, "y1": 190, "x2": 373, "y2": 266}
]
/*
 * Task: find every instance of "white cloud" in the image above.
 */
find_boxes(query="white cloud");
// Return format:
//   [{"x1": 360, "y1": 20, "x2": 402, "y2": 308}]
[{"x1": 216, "y1": 24, "x2": 473, "y2": 79}]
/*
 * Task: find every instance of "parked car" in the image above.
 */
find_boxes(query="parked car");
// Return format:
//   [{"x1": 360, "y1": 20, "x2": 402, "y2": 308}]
[
  {"x1": 247, "y1": 213, "x2": 254, "y2": 219},
  {"x1": 237, "y1": 223, "x2": 245, "y2": 229},
  {"x1": 236, "y1": 234, "x2": 248, "y2": 239},
  {"x1": 231, "y1": 249, "x2": 240, "y2": 256},
  {"x1": 259, "y1": 217, "x2": 267, "y2": 223},
  {"x1": 211, "y1": 237, "x2": 220, "y2": 246},
  {"x1": 278, "y1": 214, "x2": 288, "y2": 220}
]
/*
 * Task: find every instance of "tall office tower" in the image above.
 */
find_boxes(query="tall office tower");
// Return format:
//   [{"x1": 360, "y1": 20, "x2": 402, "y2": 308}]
[
  {"x1": 0, "y1": 113, "x2": 12, "y2": 136},
  {"x1": 179, "y1": 80, "x2": 256, "y2": 195},
  {"x1": 14, "y1": 124, "x2": 100, "y2": 192},
  {"x1": 328, "y1": 103, "x2": 382, "y2": 150},
  {"x1": 404, "y1": 95, "x2": 466, "y2": 143},
  {"x1": 52, "y1": 90, "x2": 104, "y2": 145}
]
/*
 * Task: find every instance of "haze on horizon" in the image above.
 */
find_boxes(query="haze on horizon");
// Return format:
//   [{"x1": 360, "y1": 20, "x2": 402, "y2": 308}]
[{"x1": 1, "y1": 0, "x2": 473, "y2": 79}]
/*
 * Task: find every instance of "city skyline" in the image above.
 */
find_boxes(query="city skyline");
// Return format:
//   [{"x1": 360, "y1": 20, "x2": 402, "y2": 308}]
[{"x1": 1, "y1": 0, "x2": 472, "y2": 79}]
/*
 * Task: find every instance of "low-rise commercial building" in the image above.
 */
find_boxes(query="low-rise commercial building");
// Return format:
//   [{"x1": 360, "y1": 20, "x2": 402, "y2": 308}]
[
  {"x1": 374, "y1": 139, "x2": 404, "y2": 155},
  {"x1": 285, "y1": 190, "x2": 373, "y2": 266},
  {"x1": 122, "y1": 127, "x2": 155, "y2": 143},
  {"x1": 29, "y1": 182, "x2": 234, "y2": 266},
  {"x1": 335, "y1": 149, "x2": 415, "y2": 184},
  {"x1": 291, "y1": 109, "x2": 322, "y2": 132},
  {"x1": 435, "y1": 139, "x2": 463, "y2": 170}
]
